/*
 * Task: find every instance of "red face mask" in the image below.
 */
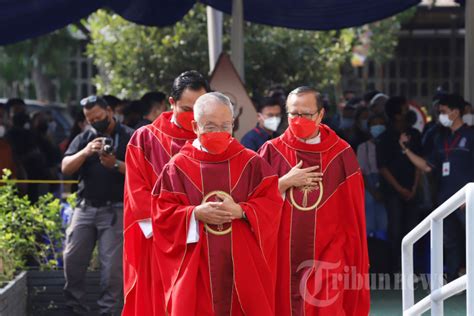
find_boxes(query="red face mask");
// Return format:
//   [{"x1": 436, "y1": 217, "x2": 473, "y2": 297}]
[
  {"x1": 200, "y1": 132, "x2": 232, "y2": 154},
  {"x1": 176, "y1": 111, "x2": 194, "y2": 132},
  {"x1": 289, "y1": 117, "x2": 318, "y2": 139}
]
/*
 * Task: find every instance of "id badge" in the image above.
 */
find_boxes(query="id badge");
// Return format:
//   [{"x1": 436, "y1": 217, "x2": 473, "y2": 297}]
[{"x1": 442, "y1": 161, "x2": 450, "y2": 177}]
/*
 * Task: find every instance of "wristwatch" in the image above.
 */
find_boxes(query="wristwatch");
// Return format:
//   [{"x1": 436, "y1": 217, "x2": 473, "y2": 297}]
[
  {"x1": 114, "y1": 161, "x2": 120, "y2": 171},
  {"x1": 242, "y1": 211, "x2": 248, "y2": 221}
]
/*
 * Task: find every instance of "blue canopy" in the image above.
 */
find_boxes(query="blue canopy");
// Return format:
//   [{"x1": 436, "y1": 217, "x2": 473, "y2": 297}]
[{"x1": 0, "y1": 0, "x2": 420, "y2": 45}]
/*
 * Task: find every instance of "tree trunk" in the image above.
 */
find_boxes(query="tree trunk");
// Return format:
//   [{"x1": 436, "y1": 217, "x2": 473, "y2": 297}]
[{"x1": 31, "y1": 66, "x2": 55, "y2": 102}]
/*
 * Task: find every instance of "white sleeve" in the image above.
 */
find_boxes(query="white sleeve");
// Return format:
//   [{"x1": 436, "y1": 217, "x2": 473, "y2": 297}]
[
  {"x1": 186, "y1": 210, "x2": 200, "y2": 244},
  {"x1": 138, "y1": 219, "x2": 153, "y2": 239}
]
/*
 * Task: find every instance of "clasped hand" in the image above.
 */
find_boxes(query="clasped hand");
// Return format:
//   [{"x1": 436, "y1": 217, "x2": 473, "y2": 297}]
[{"x1": 194, "y1": 193, "x2": 243, "y2": 225}]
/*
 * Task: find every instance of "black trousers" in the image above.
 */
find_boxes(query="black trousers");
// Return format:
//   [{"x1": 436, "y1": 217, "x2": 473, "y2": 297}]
[{"x1": 385, "y1": 194, "x2": 420, "y2": 273}]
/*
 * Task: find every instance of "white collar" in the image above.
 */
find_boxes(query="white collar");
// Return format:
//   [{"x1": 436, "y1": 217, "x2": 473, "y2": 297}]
[
  {"x1": 170, "y1": 113, "x2": 179, "y2": 127},
  {"x1": 192, "y1": 138, "x2": 209, "y2": 152},
  {"x1": 298, "y1": 133, "x2": 321, "y2": 144}
]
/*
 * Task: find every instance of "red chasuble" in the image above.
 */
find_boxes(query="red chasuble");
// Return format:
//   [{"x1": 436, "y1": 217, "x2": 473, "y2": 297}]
[
  {"x1": 151, "y1": 139, "x2": 283, "y2": 316},
  {"x1": 259, "y1": 124, "x2": 370, "y2": 316},
  {"x1": 123, "y1": 111, "x2": 196, "y2": 316}
]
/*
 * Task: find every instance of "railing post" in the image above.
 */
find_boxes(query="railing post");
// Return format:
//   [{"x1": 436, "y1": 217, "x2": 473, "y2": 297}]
[
  {"x1": 402, "y1": 183, "x2": 473, "y2": 315},
  {"x1": 431, "y1": 218, "x2": 444, "y2": 315},
  {"x1": 402, "y1": 241, "x2": 414, "y2": 312},
  {"x1": 466, "y1": 184, "x2": 474, "y2": 315}
]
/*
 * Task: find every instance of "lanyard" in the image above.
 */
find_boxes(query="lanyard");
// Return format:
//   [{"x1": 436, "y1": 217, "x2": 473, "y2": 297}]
[{"x1": 443, "y1": 134, "x2": 461, "y2": 161}]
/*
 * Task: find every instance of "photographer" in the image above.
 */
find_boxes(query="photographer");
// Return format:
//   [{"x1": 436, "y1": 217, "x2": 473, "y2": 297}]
[{"x1": 61, "y1": 96, "x2": 134, "y2": 316}]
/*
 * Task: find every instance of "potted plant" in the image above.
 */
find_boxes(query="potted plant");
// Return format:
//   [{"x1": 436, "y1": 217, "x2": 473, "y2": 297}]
[{"x1": 0, "y1": 169, "x2": 80, "y2": 315}]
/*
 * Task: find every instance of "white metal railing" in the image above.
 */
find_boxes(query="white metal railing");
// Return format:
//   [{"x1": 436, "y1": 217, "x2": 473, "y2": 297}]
[{"x1": 402, "y1": 183, "x2": 474, "y2": 315}]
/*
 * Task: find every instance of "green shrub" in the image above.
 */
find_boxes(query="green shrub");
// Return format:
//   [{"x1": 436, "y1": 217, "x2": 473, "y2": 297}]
[{"x1": 0, "y1": 169, "x2": 76, "y2": 283}]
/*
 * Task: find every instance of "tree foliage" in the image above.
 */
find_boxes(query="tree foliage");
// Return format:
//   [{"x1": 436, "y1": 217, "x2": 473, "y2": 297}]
[
  {"x1": 0, "y1": 4, "x2": 415, "y2": 101},
  {"x1": 244, "y1": 25, "x2": 355, "y2": 95},
  {"x1": 87, "y1": 4, "x2": 357, "y2": 98},
  {"x1": 87, "y1": 8, "x2": 209, "y2": 99},
  {"x1": 87, "y1": 4, "x2": 414, "y2": 98},
  {"x1": 0, "y1": 29, "x2": 77, "y2": 101},
  {"x1": 365, "y1": 7, "x2": 416, "y2": 64}
]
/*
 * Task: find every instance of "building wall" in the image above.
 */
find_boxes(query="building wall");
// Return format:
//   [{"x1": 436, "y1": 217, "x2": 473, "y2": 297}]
[{"x1": 343, "y1": 32, "x2": 464, "y2": 106}]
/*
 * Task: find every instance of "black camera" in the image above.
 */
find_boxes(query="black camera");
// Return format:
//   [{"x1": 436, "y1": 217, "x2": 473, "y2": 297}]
[{"x1": 102, "y1": 137, "x2": 114, "y2": 155}]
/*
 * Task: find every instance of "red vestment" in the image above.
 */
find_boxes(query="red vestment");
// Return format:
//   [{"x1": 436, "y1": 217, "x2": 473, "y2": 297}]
[
  {"x1": 152, "y1": 139, "x2": 283, "y2": 316},
  {"x1": 259, "y1": 125, "x2": 370, "y2": 316},
  {"x1": 123, "y1": 111, "x2": 196, "y2": 316}
]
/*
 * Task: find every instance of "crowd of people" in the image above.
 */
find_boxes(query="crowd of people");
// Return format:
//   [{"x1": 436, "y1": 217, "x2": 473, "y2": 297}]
[
  {"x1": 1, "y1": 70, "x2": 473, "y2": 315},
  {"x1": 241, "y1": 87, "x2": 473, "y2": 283}
]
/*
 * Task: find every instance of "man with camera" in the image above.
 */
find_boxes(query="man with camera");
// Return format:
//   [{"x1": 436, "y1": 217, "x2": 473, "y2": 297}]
[{"x1": 62, "y1": 96, "x2": 134, "y2": 316}]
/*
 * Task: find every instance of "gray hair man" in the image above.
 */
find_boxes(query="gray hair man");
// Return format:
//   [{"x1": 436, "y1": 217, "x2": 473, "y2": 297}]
[{"x1": 151, "y1": 91, "x2": 283, "y2": 315}]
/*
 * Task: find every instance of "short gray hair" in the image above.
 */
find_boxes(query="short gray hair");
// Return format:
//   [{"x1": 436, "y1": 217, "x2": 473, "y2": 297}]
[{"x1": 194, "y1": 92, "x2": 234, "y2": 122}]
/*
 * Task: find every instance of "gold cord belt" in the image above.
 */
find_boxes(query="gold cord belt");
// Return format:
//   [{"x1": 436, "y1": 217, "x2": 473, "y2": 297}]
[{"x1": 202, "y1": 190, "x2": 233, "y2": 235}]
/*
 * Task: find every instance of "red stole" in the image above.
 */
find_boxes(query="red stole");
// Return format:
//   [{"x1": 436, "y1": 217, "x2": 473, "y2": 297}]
[
  {"x1": 152, "y1": 139, "x2": 283, "y2": 315},
  {"x1": 123, "y1": 111, "x2": 196, "y2": 316},
  {"x1": 259, "y1": 125, "x2": 370, "y2": 316}
]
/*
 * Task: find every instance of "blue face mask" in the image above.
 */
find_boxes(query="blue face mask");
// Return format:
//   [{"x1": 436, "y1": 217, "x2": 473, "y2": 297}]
[
  {"x1": 339, "y1": 117, "x2": 354, "y2": 130},
  {"x1": 370, "y1": 125, "x2": 386, "y2": 139}
]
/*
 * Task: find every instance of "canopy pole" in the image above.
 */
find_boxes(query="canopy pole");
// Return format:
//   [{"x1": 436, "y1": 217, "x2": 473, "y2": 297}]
[
  {"x1": 206, "y1": 6, "x2": 223, "y2": 73},
  {"x1": 231, "y1": 0, "x2": 244, "y2": 81},
  {"x1": 465, "y1": 0, "x2": 474, "y2": 104}
]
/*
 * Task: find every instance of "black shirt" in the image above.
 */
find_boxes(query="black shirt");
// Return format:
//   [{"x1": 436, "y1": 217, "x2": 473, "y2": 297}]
[
  {"x1": 425, "y1": 124, "x2": 474, "y2": 204},
  {"x1": 64, "y1": 122, "x2": 134, "y2": 202},
  {"x1": 134, "y1": 118, "x2": 152, "y2": 130},
  {"x1": 376, "y1": 125, "x2": 422, "y2": 194},
  {"x1": 241, "y1": 125, "x2": 279, "y2": 152}
]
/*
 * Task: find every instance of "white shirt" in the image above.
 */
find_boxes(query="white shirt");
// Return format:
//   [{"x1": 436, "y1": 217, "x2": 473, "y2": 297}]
[
  {"x1": 298, "y1": 133, "x2": 321, "y2": 144},
  {"x1": 192, "y1": 138, "x2": 209, "y2": 153},
  {"x1": 170, "y1": 113, "x2": 178, "y2": 126}
]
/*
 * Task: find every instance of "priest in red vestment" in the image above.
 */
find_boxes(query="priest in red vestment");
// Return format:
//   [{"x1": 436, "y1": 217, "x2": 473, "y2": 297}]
[
  {"x1": 123, "y1": 71, "x2": 210, "y2": 316},
  {"x1": 152, "y1": 92, "x2": 283, "y2": 316},
  {"x1": 259, "y1": 86, "x2": 370, "y2": 316}
]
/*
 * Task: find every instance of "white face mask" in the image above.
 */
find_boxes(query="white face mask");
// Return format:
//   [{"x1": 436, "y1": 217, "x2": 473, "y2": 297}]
[
  {"x1": 463, "y1": 114, "x2": 474, "y2": 126},
  {"x1": 114, "y1": 114, "x2": 124, "y2": 123},
  {"x1": 439, "y1": 113, "x2": 453, "y2": 127},
  {"x1": 263, "y1": 116, "x2": 281, "y2": 132},
  {"x1": 0, "y1": 125, "x2": 5, "y2": 138}
]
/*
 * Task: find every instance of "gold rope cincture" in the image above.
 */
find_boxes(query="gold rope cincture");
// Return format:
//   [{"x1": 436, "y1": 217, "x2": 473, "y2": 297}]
[
  {"x1": 289, "y1": 181, "x2": 324, "y2": 211},
  {"x1": 202, "y1": 190, "x2": 233, "y2": 236}
]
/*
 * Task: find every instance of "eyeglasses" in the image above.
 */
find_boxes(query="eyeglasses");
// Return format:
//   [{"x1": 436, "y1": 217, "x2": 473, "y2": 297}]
[
  {"x1": 287, "y1": 111, "x2": 319, "y2": 120},
  {"x1": 80, "y1": 95, "x2": 109, "y2": 109},
  {"x1": 199, "y1": 122, "x2": 234, "y2": 133},
  {"x1": 80, "y1": 95, "x2": 98, "y2": 107}
]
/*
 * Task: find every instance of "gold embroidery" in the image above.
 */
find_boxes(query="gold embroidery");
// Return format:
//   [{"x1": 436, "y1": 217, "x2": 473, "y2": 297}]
[{"x1": 289, "y1": 181, "x2": 323, "y2": 211}]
